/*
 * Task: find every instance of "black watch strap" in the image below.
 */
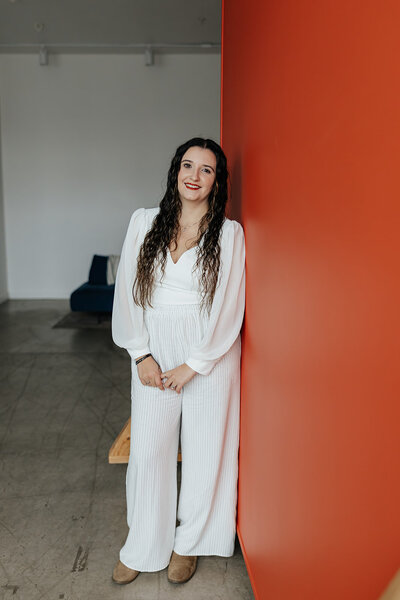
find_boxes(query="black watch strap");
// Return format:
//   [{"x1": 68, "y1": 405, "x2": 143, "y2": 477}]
[{"x1": 135, "y1": 353, "x2": 152, "y2": 365}]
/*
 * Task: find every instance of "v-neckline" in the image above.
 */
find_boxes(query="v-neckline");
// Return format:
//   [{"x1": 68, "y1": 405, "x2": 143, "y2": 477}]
[{"x1": 168, "y1": 246, "x2": 197, "y2": 266}]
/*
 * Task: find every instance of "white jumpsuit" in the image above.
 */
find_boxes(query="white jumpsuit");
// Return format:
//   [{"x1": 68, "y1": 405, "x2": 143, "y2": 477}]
[{"x1": 111, "y1": 207, "x2": 246, "y2": 572}]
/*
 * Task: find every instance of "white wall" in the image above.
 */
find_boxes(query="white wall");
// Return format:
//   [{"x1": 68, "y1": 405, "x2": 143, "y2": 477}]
[
  {"x1": 0, "y1": 52, "x2": 220, "y2": 298},
  {"x1": 0, "y1": 128, "x2": 7, "y2": 302}
]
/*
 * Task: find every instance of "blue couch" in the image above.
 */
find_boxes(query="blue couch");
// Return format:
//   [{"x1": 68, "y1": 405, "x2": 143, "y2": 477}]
[{"x1": 70, "y1": 255, "x2": 115, "y2": 313}]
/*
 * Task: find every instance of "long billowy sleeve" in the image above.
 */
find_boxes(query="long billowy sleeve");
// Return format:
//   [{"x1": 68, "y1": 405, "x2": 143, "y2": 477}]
[
  {"x1": 111, "y1": 207, "x2": 151, "y2": 360},
  {"x1": 185, "y1": 220, "x2": 246, "y2": 376}
]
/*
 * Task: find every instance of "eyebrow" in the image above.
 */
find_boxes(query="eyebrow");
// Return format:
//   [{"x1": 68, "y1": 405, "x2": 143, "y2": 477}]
[{"x1": 181, "y1": 159, "x2": 215, "y2": 172}]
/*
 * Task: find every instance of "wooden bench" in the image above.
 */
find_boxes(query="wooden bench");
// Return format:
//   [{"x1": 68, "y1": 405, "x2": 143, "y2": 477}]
[{"x1": 108, "y1": 417, "x2": 182, "y2": 464}]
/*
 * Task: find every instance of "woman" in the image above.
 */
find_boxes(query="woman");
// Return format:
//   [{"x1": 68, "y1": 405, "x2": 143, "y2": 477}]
[{"x1": 111, "y1": 137, "x2": 245, "y2": 585}]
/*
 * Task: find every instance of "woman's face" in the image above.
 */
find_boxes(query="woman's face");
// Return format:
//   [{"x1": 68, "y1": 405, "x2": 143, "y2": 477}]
[{"x1": 177, "y1": 146, "x2": 217, "y2": 206}]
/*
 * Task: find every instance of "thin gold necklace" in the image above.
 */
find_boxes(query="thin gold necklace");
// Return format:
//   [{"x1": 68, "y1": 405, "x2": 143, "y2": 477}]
[{"x1": 180, "y1": 219, "x2": 201, "y2": 232}]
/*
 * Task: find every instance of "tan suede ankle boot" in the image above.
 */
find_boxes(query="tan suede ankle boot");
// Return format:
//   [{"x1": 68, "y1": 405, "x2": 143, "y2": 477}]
[
  {"x1": 167, "y1": 551, "x2": 198, "y2": 584},
  {"x1": 112, "y1": 560, "x2": 140, "y2": 584}
]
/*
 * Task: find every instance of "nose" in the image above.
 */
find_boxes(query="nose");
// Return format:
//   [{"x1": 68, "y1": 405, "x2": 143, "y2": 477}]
[{"x1": 191, "y1": 167, "x2": 200, "y2": 181}]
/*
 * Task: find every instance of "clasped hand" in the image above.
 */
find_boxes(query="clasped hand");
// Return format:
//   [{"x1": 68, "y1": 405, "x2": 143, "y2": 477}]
[{"x1": 137, "y1": 356, "x2": 196, "y2": 393}]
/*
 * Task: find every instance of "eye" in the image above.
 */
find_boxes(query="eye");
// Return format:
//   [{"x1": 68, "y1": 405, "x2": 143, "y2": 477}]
[
  {"x1": 203, "y1": 167, "x2": 212, "y2": 174},
  {"x1": 182, "y1": 162, "x2": 191, "y2": 168}
]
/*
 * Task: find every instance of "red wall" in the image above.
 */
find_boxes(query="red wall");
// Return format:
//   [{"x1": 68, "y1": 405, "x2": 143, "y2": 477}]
[{"x1": 221, "y1": 2, "x2": 400, "y2": 598}]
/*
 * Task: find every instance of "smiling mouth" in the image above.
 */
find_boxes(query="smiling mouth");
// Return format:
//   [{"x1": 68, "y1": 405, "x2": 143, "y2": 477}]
[{"x1": 185, "y1": 183, "x2": 200, "y2": 190}]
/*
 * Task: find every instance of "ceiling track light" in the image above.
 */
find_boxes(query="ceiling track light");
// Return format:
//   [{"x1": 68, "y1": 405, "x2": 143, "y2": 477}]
[
  {"x1": 0, "y1": 42, "x2": 220, "y2": 51},
  {"x1": 39, "y1": 45, "x2": 48, "y2": 66},
  {"x1": 145, "y1": 46, "x2": 154, "y2": 66}
]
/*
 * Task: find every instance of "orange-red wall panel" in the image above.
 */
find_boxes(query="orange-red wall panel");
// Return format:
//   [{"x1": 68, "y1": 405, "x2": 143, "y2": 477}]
[{"x1": 222, "y1": 2, "x2": 400, "y2": 598}]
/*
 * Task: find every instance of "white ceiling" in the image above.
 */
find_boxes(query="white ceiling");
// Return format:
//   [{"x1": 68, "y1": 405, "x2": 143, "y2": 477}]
[{"x1": 0, "y1": 0, "x2": 221, "y2": 53}]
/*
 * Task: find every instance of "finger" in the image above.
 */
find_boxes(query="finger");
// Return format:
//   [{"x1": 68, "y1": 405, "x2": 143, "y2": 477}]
[
  {"x1": 160, "y1": 371, "x2": 170, "y2": 379},
  {"x1": 163, "y1": 377, "x2": 174, "y2": 389},
  {"x1": 176, "y1": 383, "x2": 183, "y2": 393},
  {"x1": 154, "y1": 373, "x2": 164, "y2": 391}
]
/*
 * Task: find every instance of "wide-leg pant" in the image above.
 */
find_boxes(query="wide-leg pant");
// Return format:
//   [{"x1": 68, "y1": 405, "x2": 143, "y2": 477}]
[{"x1": 119, "y1": 304, "x2": 241, "y2": 572}]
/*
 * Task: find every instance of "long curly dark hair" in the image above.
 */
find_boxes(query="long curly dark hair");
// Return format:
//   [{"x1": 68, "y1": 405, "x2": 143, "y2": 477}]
[{"x1": 133, "y1": 137, "x2": 229, "y2": 313}]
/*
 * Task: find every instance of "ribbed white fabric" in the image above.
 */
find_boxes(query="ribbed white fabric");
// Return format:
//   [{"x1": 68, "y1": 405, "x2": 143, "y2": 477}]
[
  {"x1": 112, "y1": 206, "x2": 246, "y2": 572},
  {"x1": 119, "y1": 303, "x2": 241, "y2": 572}
]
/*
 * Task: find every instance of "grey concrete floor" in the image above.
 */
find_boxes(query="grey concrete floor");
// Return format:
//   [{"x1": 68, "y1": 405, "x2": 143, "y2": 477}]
[{"x1": 0, "y1": 299, "x2": 254, "y2": 600}]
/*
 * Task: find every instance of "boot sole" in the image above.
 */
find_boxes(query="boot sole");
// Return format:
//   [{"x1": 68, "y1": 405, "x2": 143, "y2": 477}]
[
  {"x1": 112, "y1": 572, "x2": 140, "y2": 585},
  {"x1": 167, "y1": 567, "x2": 197, "y2": 584}
]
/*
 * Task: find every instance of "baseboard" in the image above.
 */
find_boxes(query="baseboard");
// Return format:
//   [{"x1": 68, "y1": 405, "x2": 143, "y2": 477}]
[{"x1": 237, "y1": 525, "x2": 259, "y2": 600}]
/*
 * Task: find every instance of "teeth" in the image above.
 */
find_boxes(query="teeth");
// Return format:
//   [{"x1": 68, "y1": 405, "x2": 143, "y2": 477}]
[{"x1": 186, "y1": 183, "x2": 200, "y2": 189}]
